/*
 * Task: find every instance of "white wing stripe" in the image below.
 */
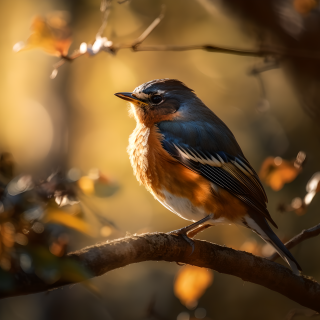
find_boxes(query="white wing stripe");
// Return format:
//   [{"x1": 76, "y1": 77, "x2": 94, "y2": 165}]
[
  {"x1": 172, "y1": 143, "x2": 224, "y2": 167},
  {"x1": 216, "y1": 154, "x2": 225, "y2": 164},
  {"x1": 236, "y1": 158, "x2": 254, "y2": 175},
  {"x1": 231, "y1": 160, "x2": 251, "y2": 176}
]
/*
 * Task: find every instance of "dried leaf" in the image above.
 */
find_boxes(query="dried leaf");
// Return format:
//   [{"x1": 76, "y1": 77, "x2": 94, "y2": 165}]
[
  {"x1": 14, "y1": 12, "x2": 72, "y2": 57},
  {"x1": 174, "y1": 265, "x2": 213, "y2": 309},
  {"x1": 259, "y1": 152, "x2": 306, "y2": 191}
]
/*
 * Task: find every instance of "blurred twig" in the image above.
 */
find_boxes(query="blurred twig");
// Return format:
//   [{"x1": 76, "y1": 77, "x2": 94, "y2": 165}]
[
  {"x1": 51, "y1": 5, "x2": 165, "y2": 78},
  {"x1": 285, "y1": 308, "x2": 319, "y2": 320},
  {"x1": 268, "y1": 223, "x2": 320, "y2": 262},
  {"x1": 249, "y1": 58, "x2": 279, "y2": 111},
  {"x1": 49, "y1": 2, "x2": 320, "y2": 79},
  {"x1": 97, "y1": 0, "x2": 112, "y2": 37},
  {"x1": 130, "y1": 6, "x2": 165, "y2": 49},
  {"x1": 1, "y1": 232, "x2": 320, "y2": 312}
]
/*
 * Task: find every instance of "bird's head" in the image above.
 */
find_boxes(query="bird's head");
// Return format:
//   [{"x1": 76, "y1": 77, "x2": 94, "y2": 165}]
[{"x1": 115, "y1": 79, "x2": 207, "y2": 126}]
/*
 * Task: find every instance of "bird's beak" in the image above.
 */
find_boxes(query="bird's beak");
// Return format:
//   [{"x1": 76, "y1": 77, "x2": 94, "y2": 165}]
[{"x1": 114, "y1": 92, "x2": 140, "y2": 103}]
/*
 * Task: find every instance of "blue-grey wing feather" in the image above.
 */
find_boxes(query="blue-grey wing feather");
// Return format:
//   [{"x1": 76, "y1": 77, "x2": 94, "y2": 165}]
[{"x1": 158, "y1": 120, "x2": 277, "y2": 228}]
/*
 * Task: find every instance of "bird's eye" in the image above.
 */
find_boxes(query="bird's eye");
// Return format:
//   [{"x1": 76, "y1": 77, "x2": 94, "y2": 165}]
[{"x1": 150, "y1": 94, "x2": 163, "y2": 105}]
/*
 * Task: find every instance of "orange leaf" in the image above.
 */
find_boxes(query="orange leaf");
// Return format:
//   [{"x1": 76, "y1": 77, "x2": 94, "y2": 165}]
[
  {"x1": 174, "y1": 265, "x2": 213, "y2": 309},
  {"x1": 259, "y1": 152, "x2": 306, "y2": 191},
  {"x1": 14, "y1": 12, "x2": 72, "y2": 57}
]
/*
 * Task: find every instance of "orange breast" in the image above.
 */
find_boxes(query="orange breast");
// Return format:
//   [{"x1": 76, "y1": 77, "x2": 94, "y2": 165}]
[{"x1": 128, "y1": 124, "x2": 248, "y2": 222}]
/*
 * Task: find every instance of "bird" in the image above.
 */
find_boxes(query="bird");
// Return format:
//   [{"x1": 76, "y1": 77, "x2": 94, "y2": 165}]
[{"x1": 115, "y1": 78, "x2": 301, "y2": 275}]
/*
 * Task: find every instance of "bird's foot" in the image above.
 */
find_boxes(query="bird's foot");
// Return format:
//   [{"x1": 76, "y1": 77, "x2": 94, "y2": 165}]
[{"x1": 168, "y1": 214, "x2": 213, "y2": 255}]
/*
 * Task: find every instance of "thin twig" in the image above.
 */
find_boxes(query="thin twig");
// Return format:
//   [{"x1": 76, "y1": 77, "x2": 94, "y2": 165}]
[
  {"x1": 131, "y1": 5, "x2": 165, "y2": 49},
  {"x1": 97, "y1": 0, "x2": 112, "y2": 37},
  {"x1": 50, "y1": 5, "x2": 165, "y2": 78},
  {"x1": 248, "y1": 58, "x2": 279, "y2": 112},
  {"x1": 128, "y1": 44, "x2": 269, "y2": 56},
  {"x1": 51, "y1": 50, "x2": 84, "y2": 78},
  {"x1": 49, "y1": 2, "x2": 320, "y2": 79},
  {"x1": 268, "y1": 223, "x2": 320, "y2": 261}
]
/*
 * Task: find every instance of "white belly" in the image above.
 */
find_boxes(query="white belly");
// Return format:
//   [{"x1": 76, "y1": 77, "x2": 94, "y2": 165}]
[{"x1": 156, "y1": 189, "x2": 228, "y2": 225}]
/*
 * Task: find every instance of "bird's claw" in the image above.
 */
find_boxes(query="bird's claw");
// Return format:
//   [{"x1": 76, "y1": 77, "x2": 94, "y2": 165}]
[
  {"x1": 168, "y1": 214, "x2": 213, "y2": 256},
  {"x1": 168, "y1": 230, "x2": 195, "y2": 255}
]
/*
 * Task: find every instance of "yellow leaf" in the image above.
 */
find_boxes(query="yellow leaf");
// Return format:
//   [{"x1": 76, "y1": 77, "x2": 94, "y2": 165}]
[
  {"x1": 174, "y1": 265, "x2": 213, "y2": 309},
  {"x1": 78, "y1": 176, "x2": 95, "y2": 195},
  {"x1": 14, "y1": 12, "x2": 72, "y2": 57},
  {"x1": 44, "y1": 209, "x2": 94, "y2": 236}
]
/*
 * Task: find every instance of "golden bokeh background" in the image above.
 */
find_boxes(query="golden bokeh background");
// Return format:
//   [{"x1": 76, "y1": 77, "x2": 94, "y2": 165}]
[{"x1": 0, "y1": 0, "x2": 320, "y2": 319}]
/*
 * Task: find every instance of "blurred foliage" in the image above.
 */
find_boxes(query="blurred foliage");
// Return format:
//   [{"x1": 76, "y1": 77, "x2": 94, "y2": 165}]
[
  {"x1": 174, "y1": 265, "x2": 213, "y2": 310},
  {"x1": 0, "y1": 152, "x2": 119, "y2": 290},
  {"x1": 3, "y1": 0, "x2": 320, "y2": 319},
  {"x1": 259, "y1": 151, "x2": 306, "y2": 191}
]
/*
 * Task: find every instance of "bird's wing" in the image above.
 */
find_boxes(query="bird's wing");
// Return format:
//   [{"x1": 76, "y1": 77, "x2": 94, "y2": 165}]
[{"x1": 157, "y1": 121, "x2": 277, "y2": 228}]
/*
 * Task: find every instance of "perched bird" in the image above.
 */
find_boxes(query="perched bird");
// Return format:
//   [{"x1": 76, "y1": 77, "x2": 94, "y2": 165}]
[{"x1": 115, "y1": 79, "x2": 301, "y2": 275}]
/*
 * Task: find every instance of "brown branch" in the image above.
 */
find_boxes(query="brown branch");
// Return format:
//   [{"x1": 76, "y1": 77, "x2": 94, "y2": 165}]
[
  {"x1": 1, "y1": 233, "x2": 320, "y2": 312},
  {"x1": 128, "y1": 44, "x2": 269, "y2": 56},
  {"x1": 50, "y1": 1, "x2": 320, "y2": 79},
  {"x1": 130, "y1": 5, "x2": 165, "y2": 49},
  {"x1": 268, "y1": 223, "x2": 320, "y2": 262},
  {"x1": 97, "y1": 0, "x2": 112, "y2": 37}
]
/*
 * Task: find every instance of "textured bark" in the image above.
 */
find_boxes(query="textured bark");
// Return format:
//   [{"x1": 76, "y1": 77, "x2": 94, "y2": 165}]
[{"x1": 1, "y1": 233, "x2": 320, "y2": 311}]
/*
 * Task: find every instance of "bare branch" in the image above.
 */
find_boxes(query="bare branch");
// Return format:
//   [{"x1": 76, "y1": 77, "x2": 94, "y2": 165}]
[
  {"x1": 129, "y1": 44, "x2": 268, "y2": 56},
  {"x1": 49, "y1": 1, "x2": 320, "y2": 79},
  {"x1": 51, "y1": 50, "x2": 84, "y2": 79},
  {"x1": 1, "y1": 233, "x2": 320, "y2": 312},
  {"x1": 268, "y1": 223, "x2": 320, "y2": 262},
  {"x1": 97, "y1": 0, "x2": 112, "y2": 37},
  {"x1": 130, "y1": 6, "x2": 165, "y2": 49}
]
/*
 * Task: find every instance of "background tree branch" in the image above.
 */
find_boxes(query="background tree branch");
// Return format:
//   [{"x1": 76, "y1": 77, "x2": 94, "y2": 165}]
[
  {"x1": 1, "y1": 233, "x2": 320, "y2": 312},
  {"x1": 268, "y1": 222, "x2": 320, "y2": 262},
  {"x1": 48, "y1": 5, "x2": 320, "y2": 79}
]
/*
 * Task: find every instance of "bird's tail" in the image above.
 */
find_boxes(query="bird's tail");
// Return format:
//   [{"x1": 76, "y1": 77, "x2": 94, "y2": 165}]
[{"x1": 244, "y1": 212, "x2": 302, "y2": 275}]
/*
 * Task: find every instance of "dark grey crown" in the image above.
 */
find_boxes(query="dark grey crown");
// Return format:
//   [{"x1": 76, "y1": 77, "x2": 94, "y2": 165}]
[{"x1": 133, "y1": 79, "x2": 193, "y2": 95}]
